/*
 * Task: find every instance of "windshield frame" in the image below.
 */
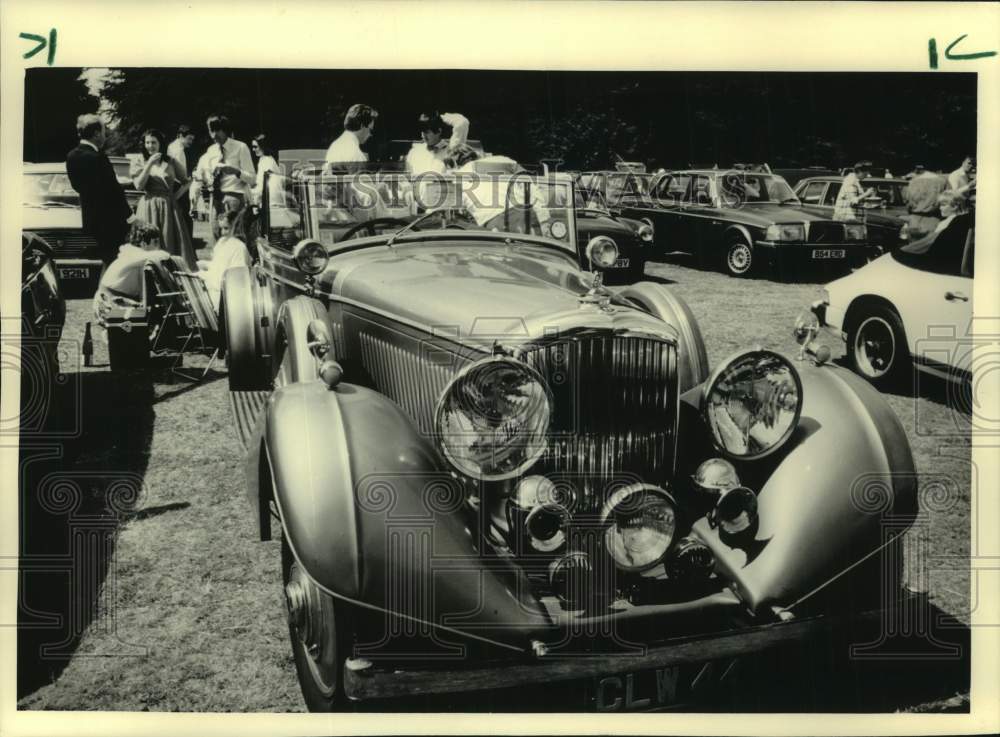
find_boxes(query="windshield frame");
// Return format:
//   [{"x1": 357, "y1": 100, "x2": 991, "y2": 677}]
[
  {"x1": 23, "y1": 170, "x2": 81, "y2": 207},
  {"x1": 263, "y1": 170, "x2": 580, "y2": 257}
]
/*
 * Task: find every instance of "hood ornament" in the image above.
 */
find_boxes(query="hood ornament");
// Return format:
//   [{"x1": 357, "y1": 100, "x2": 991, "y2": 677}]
[{"x1": 578, "y1": 271, "x2": 614, "y2": 311}]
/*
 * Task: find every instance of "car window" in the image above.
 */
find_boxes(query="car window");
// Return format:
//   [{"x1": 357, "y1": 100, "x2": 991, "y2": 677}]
[
  {"x1": 864, "y1": 180, "x2": 906, "y2": 207},
  {"x1": 691, "y1": 174, "x2": 713, "y2": 205},
  {"x1": 822, "y1": 182, "x2": 841, "y2": 206},
  {"x1": 652, "y1": 174, "x2": 690, "y2": 202},
  {"x1": 799, "y1": 181, "x2": 827, "y2": 204},
  {"x1": 717, "y1": 173, "x2": 797, "y2": 205},
  {"x1": 894, "y1": 223, "x2": 974, "y2": 278}
]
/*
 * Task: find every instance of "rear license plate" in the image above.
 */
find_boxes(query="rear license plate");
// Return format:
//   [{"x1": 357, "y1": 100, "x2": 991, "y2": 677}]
[
  {"x1": 593, "y1": 660, "x2": 736, "y2": 712},
  {"x1": 58, "y1": 267, "x2": 91, "y2": 280},
  {"x1": 613, "y1": 257, "x2": 630, "y2": 268},
  {"x1": 812, "y1": 249, "x2": 845, "y2": 260}
]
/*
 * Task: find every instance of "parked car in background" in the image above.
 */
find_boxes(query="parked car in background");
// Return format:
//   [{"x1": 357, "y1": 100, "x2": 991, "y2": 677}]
[
  {"x1": 610, "y1": 169, "x2": 877, "y2": 278},
  {"x1": 20, "y1": 231, "x2": 66, "y2": 408},
  {"x1": 793, "y1": 175, "x2": 908, "y2": 252},
  {"x1": 218, "y1": 167, "x2": 918, "y2": 711},
  {"x1": 770, "y1": 167, "x2": 839, "y2": 188},
  {"x1": 810, "y1": 220, "x2": 974, "y2": 388},
  {"x1": 22, "y1": 163, "x2": 103, "y2": 290}
]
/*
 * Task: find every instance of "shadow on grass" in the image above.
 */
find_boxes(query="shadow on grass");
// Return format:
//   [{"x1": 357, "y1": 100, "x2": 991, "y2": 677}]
[
  {"x1": 17, "y1": 368, "x2": 158, "y2": 700},
  {"x1": 831, "y1": 354, "x2": 972, "y2": 416}
]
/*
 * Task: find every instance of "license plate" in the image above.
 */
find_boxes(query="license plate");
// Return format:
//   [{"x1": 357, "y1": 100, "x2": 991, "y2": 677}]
[
  {"x1": 593, "y1": 660, "x2": 736, "y2": 712},
  {"x1": 58, "y1": 267, "x2": 91, "y2": 280},
  {"x1": 811, "y1": 249, "x2": 845, "y2": 260},
  {"x1": 613, "y1": 257, "x2": 630, "y2": 268}
]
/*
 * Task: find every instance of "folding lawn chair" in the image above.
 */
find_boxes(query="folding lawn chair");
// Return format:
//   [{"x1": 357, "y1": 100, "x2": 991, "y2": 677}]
[{"x1": 156, "y1": 256, "x2": 222, "y2": 382}]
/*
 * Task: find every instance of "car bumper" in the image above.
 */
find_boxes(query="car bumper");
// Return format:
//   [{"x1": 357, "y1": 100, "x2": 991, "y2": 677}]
[{"x1": 343, "y1": 604, "x2": 892, "y2": 704}]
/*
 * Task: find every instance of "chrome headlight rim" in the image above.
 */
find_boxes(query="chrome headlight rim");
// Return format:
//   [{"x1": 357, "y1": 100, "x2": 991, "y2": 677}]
[
  {"x1": 599, "y1": 483, "x2": 678, "y2": 573},
  {"x1": 433, "y1": 355, "x2": 553, "y2": 482},
  {"x1": 585, "y1": 235, "x2": 619, "y2": 269},
  {"x1": 701, "y1": 348, "x2": 804, "y2": 461},
  {"x1": 637, "y1": 222, "x2": 654, "y2": 243},
  {"x1": 292, "y1": 238, "x2": 330, "y2": 275}
]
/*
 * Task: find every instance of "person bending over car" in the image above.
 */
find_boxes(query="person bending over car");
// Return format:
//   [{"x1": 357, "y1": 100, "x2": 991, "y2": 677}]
[{"x1": 405, "y1": 111, "x2": 470, "y2": 176}]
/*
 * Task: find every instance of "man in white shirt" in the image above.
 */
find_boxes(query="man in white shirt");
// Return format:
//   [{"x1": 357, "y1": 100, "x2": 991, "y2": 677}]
[
  {"x1": 947, "y1": 155, "x2": 975, "y2": 195},
  {"x1": 405, "y1": 111, "x2": 470, "y2": 176},
  {"x1": 323, "y1": 103, "x2": 379, "y2": 172},
  {"x1": 194, "y1": 114, "x2": 255, "y2": 244},
  {"x1": 167, "y1": 124, "x2": 196, "y2": 237}
]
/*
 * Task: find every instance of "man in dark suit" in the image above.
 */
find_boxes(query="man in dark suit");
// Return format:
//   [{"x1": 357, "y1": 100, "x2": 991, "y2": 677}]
[{"x1": 65, "y1": 114, "x2": 132, "y2": 267}]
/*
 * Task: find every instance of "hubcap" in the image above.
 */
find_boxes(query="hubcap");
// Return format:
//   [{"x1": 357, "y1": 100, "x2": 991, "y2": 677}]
[
  {"x1": 855, "y1": 316, "x2": 895, "y2": 378},
  {"x1": 286, "y1": 562, "x2": 338, "y2": 696},
  {"x1": 727, "y1": 243, "x2": 752, "y2": 274}
]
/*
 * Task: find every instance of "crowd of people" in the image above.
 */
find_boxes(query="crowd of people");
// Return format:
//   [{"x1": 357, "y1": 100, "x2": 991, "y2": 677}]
[{"x1": 67, "y1": 103, "x2": 976, "y2": 332}]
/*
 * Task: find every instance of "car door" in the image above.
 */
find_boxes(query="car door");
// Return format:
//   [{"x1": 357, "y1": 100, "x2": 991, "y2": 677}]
[
  {"x1": 896, "y1": 236, "x2": 974, "y2": 378},
  {"x1": 635, "y1": 172, "x2": 694, "y2": 254},
  {"x1": 796, "y1": 180, "x2": 831, "y2": 218}
]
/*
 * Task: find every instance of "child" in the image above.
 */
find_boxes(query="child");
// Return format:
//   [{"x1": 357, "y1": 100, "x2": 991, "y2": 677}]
[{"x1": 198, "y1": 209, "x2": 252, "y2": 313}]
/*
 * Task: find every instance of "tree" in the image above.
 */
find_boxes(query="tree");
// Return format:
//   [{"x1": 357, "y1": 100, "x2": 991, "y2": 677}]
[{"x1": 23, "y1": 68, "x2": 93, "y2": 162}]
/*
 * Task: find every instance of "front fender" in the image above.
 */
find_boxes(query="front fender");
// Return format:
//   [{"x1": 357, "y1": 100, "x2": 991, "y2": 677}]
[
  {"x1": 262, "y1": 380, "x2": 551, "y2": 648},
  {"x1": 687, "y1": 363, "x2": 917, "y2": 612}
]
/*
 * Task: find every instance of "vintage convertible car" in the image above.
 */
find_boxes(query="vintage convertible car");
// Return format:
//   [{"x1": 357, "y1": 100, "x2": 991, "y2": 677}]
[
  {"x1": 810, "y1": 217, "x2": 974, "y2": 389},
  {"x1": 609, "y1": 169, "x2": 878, "y2": 278},
  {"x1": 221, "y1": 169, "x2": 917, "y2": 711},
  {"x1": 794, "y1": 175, "x2": 908, "y2": 252}
]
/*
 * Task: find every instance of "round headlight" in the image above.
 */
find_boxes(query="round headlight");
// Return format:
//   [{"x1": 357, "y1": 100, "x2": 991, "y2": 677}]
[
  {"x1": 585, "y1": 236, "x2": 619, "y2": 269},
  {"x1": 435, "y1": 357, "x2": 552, "y2": 480},
  {"x1": 702, "y1": 349, "x2": 802, "y2": 460},
  {"x1": 292, "y1": 239, "x2": 329, "y2": 275},
  {"x1": 637, "y1": 223, "x2": 654, "y2": 242},
  {"x1": 600, "y1": 484, "x2": 677, "y2": 572}
]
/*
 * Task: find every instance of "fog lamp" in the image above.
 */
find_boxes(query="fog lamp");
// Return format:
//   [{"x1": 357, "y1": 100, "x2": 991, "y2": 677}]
[
  {"x1": 665, "y1": 536, "x2": 715, "y2": 581},
  {"x1": 637, "y1": 223, "x2": 654, "y2": 243},
  {"x1": 585, "y1": 236, "x2": 619, "y2": 269},
  {"x1": 600, "y1": 484, "x2": 677, "y2": 572},
  {"x1": 691, "y1": 458, "x2": 740, "y2": 495}
]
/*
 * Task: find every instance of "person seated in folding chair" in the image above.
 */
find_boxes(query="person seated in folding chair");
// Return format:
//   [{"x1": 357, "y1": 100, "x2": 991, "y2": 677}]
[
  {"x1": 197, "y1": 209, "x2": 252, "y2": 313},
  {"x1": 93, "y1": 219, "x2": 170, "y2": 324}
]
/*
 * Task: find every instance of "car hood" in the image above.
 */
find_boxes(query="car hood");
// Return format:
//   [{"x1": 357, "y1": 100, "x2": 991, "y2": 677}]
[
  {"x1": 21, "y1": 205, "x2": 83, "y2": 230},
  {"x1": 723, "y1": 203, "x2": 837, "y2": 227},
  {"x1": 329, "y1": 239, "x2": 676, "y2": 349},
  {"x1": 826, "y1": 251, "x2": 901, "y2": 297},
  {"x1": 576, "y1": 212, "x2": 635, "y2": 239}
]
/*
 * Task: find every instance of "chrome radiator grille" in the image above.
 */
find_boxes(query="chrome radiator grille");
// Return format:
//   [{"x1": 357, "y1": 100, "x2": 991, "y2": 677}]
[
  {"x1": 358, "y1": 331, "x2": 678, "y2": 505},
  {"x1": 523, "y1": 334, "x2": 678, "y2": 504},
  {"x1": 806, "y1": 221, "x2": 846, "y2": 244}
]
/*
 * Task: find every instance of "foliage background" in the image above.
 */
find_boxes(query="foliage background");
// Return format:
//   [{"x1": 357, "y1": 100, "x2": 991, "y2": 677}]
[{"x1": 24, "y1": 68, "x2": 977, "y2": 173}]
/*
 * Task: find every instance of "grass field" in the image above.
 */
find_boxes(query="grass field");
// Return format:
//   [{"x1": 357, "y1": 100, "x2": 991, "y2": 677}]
[{"x1": 17, "y1": 252, "x2": 972, "y2": 712}]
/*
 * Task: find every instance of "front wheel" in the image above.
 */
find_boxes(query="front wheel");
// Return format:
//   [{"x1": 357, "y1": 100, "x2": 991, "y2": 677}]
[
  {"x1": 283, "y1": 539, "x2": 352, "y2": 711},
  {"x1": 723, "y1": 236, "x2": 754, "y2": 278},
  {"x1": 847, "y1": 304, "x2": 909, "y2": 390}
]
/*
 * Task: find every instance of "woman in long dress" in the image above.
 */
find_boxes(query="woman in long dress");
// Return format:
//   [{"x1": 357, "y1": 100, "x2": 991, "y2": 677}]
[
  {"x1": 250, "y1": 134, "x2": 280, "y2": 208},
  {"x1": 130, "y1": 128, "x2": 197, "y2": 268}
]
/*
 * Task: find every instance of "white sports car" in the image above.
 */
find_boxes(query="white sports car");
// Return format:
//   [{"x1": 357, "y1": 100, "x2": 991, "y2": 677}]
[{"x1": 811, "y1": 220, "x2": 974, "y2": 389}]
